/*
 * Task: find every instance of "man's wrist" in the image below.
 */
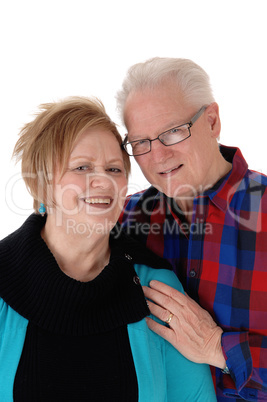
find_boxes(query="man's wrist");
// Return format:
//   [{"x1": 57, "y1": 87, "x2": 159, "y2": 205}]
[{"x1": 211, "y1": 327, "x2": 226, "y2": 369}]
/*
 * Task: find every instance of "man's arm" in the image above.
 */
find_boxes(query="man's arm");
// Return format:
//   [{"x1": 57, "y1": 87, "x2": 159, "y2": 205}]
[{"x1": 143, "y1": 280, "x2": 267, "y2": 400}]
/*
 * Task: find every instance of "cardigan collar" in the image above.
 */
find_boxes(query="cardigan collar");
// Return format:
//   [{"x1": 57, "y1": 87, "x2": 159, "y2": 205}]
[{"x1": 0, "y1": 214, "x2": 164, "y2": 335}]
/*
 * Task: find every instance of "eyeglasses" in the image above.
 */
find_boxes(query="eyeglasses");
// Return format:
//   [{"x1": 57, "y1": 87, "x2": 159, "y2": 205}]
[{"x1": 122, "y1": 105, "x2": 207, "y2": 156}]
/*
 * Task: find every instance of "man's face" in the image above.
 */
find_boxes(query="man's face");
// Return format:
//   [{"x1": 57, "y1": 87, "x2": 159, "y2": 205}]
[{"x1": 124, "y1": 82, "x2": 221, "y2": 203}]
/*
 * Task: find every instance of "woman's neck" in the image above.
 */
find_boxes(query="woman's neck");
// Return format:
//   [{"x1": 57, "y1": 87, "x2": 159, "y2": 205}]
[{"x1": 41, "y1": 215, "x2": 111, "y2": 282}]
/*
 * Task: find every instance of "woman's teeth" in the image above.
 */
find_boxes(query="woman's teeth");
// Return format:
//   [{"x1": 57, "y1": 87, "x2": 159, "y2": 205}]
[{"x1": 84, "y1": 198, "x2": 111, "y2": 204}]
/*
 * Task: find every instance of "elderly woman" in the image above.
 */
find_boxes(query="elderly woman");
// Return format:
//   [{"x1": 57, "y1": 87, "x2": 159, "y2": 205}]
[{"x1": 0, "y1": 97, "x2": 216, "y2": 401}]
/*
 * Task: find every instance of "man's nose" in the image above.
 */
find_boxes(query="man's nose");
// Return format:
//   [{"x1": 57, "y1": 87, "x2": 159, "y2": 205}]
[{"x1": 150, "y1": 138, "x2": 174, "y2": 160}]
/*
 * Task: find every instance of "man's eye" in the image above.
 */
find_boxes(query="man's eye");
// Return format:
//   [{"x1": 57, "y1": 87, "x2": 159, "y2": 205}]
[
  {"x1": 170, "y1": 128, "x2": 183, "y2": 134},
  {"x1": 132, "y1": 139, "x2": 148, "y2": 149}
]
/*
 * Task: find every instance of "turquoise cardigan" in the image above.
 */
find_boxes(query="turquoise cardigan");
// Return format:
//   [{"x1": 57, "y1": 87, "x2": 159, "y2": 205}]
[{"x1": 0, "y1": 264, "x2": 216, "y2": 401}]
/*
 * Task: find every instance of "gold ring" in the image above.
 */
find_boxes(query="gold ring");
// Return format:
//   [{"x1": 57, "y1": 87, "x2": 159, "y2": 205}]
[{"x1": 165, "y1": 312, "x2": 173, "y2": 324}]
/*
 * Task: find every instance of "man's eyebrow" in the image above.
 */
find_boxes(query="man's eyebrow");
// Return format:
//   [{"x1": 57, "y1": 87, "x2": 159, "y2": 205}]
[{"x1": 128, "y1": 120, "x2": 186, "y2": 140}]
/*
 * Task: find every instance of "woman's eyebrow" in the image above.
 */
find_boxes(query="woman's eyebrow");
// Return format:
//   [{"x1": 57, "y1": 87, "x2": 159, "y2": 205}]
[
  {"x1": 69, "y1": 155, "x2": 95, "y2": 162},
  {"x1": 69, "y1": 156, "x2": 123, "y2": 164}
]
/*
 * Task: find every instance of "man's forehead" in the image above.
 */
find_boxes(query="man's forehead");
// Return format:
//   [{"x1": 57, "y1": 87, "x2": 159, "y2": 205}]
[
  {"x1": 125, "y1": 83, "x2": 188, "y2": 117},
  {"x1": 125, "y1": 100, "x2": 194, "y2": 139}
]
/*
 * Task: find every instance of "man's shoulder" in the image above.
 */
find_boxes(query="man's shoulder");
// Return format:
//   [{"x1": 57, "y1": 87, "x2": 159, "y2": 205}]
[
  {"x1": 238, "y1": 169, "x2": 267, "y2": 203},
  {"x1": 221, "y1": 144, "x2": 267, "y2": 188},
  {"x1": 245, "y1": 169, "x2": 267, "y2": 187},
  {"x1": 123, "y1": 186, "x2": 164, "y2": 214},
  {"x1": 125, "y1": 186, "x2": 160, "y2": 205},
  {"x1": 119, "y1": 186, "x2": 165, "y2": 240}
]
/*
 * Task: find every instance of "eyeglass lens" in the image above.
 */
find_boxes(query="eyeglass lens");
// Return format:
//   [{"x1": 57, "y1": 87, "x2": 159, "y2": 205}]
[{"x1": 127, "y1": 125, "x2": 190, "y2": 155}]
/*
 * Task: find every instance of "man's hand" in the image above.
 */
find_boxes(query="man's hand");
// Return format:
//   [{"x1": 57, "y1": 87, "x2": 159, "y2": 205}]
[{"x1": 143, "y1": 280, "x2": 226, "y2": 369}]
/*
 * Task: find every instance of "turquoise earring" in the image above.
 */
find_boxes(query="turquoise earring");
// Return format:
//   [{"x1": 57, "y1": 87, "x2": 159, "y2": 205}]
[{"x1": 39, "y1": 203, "x2": 46, "y2": 216}]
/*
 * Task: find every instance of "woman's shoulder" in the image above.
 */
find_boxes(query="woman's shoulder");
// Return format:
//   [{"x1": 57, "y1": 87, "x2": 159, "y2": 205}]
[
  {"x1": 0, "y1": 296, "x2": 28, "y2": 328},
  {"x1": 1, "y1": 214, "x2": 43, "y2": 243},
  {"x1": 0, "y1": 213, "x2": 45, "y2": 252}
]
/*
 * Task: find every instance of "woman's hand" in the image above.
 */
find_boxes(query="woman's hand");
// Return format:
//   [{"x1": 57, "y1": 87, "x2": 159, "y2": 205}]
[{"x1": 143, "y1": 280, "x2": 226, "y2": 369}]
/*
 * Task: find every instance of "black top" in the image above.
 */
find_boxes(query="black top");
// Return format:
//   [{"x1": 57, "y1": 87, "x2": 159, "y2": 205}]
[{"x1": 0, "y1": 214, "x2": 171, "y2": 401}]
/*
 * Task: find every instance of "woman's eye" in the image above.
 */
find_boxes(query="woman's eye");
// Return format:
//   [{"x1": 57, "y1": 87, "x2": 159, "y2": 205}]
[
  {"x1": 107, "y1": 167, "x2": 122, "y2": 173},
  {"x1": 71, "y1": 165, "x2": 122, "y2": 174},
  {"x1": 75, "y1": 165, "x2": 91, "y2": 172}
]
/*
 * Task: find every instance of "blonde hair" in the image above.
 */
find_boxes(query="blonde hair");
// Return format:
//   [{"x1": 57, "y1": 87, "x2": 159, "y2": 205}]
[
  {"x1": 13, "y1": 96, "x2": 130, "y2": 212},
  {"x1": 116, "y1": 57, "x2": 215, "y2": 123}
]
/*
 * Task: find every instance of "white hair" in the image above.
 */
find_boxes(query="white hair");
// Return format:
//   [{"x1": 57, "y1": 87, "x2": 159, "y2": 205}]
[{"x1": 116, "y1": 57, "x2": 215, "y2": 123}]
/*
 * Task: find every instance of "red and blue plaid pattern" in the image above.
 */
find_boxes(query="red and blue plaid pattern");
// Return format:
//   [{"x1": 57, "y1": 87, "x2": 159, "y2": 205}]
[{"x1": 120, "y1": 145, "x2": 267, "y2": 400}]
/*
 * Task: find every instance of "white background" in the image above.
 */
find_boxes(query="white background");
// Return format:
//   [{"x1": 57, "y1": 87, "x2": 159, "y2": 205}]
[{"x1": 1, "y1": 0, "x2": 266, "y2": 239}]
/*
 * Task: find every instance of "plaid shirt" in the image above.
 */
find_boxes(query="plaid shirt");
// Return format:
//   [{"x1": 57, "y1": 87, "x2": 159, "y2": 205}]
[{"x1": 120, "y1": 145, "x2": 267, "y2": 401}]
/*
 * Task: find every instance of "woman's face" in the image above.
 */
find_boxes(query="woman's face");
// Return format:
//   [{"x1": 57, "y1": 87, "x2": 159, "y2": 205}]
[{"x1": 52, "y1": 128, "x2": 128, "y2": 236}]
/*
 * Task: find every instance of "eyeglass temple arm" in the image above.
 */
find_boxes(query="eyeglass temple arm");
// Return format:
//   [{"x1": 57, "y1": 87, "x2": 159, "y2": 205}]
[
  {"x1": 189, "y1": 106, "x2": 207, "y2": 126},
  {"x1": 122, "y1": 135, "x2": 128, "y2": 147}
]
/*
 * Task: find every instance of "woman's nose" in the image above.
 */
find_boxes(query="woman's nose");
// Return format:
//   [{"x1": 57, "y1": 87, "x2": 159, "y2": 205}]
[{"x1": 90, "y1": 172, "x2": 112, "y2": 189}]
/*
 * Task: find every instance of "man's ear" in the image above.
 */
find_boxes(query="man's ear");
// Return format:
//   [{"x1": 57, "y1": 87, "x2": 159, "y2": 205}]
[{"x1": 207, "y1": 102, "x2": 221, "y2": 139}]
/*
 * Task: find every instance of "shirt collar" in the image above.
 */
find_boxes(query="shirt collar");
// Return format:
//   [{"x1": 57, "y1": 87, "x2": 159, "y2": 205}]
[{"x1": 203, "y1": 145, "x2": 248, "y2": 212}]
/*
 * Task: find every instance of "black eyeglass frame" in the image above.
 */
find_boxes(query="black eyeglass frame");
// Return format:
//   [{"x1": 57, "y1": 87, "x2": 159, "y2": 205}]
[{"x1": 122, "y1": 105, "x2": 207, "y2": 156}]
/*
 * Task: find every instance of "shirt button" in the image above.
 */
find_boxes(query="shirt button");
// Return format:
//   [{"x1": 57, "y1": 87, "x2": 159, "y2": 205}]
[
  {"x1": 190, "y1": 270, "x2": 196, "y2": 278},
  {"x1": 125, "y1": 253, "x2": 132, "y2": 260},
  {"x1": 133, "y1": 276, "x2": 140, "y2": 285}
]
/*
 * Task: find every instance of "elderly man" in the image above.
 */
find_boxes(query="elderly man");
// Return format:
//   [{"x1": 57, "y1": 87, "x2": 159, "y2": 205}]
[{"x1": 117, "y1": 57, "x2": 267, "y2": 400}]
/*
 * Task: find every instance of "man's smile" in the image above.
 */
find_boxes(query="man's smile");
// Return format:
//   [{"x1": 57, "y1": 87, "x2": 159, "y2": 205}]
[{"x1": 159, "y1": 164, "x2": 183, "y2": 175}]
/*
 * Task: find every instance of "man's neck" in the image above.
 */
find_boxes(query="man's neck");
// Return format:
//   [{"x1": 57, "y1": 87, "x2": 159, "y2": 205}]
[{"x1": 175, "y1": 158, "x2": 232, "y2": 224}]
